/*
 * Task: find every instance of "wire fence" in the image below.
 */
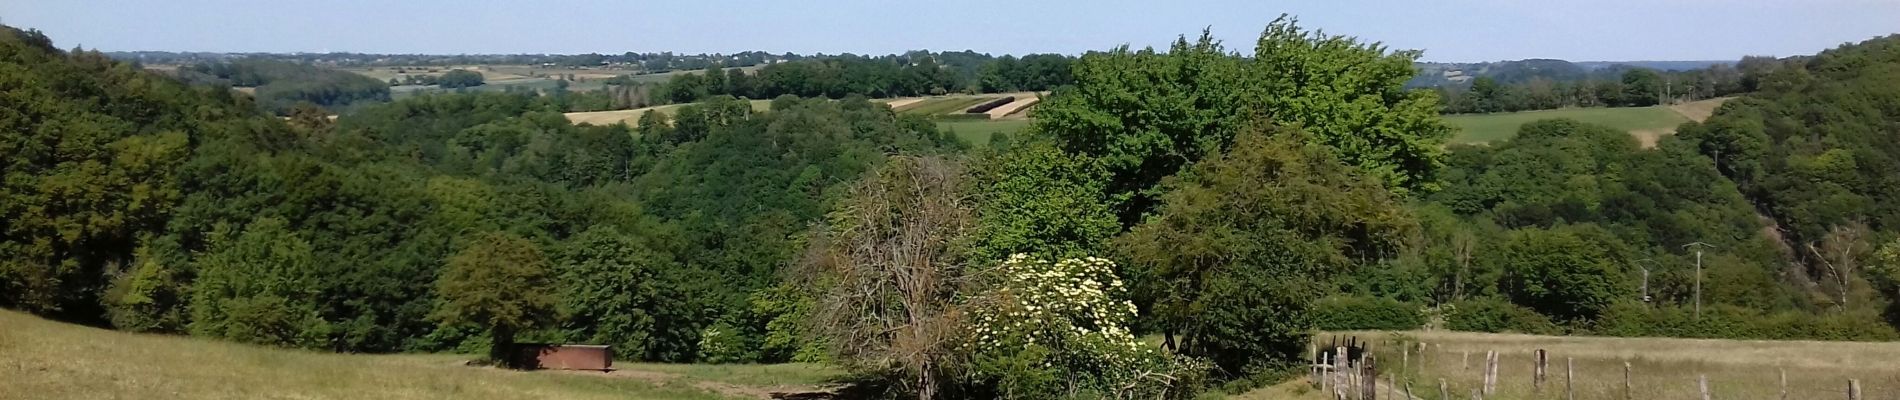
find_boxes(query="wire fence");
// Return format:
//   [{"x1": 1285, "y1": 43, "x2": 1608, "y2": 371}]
[{"x1": 1309, "y1": 334, "x2": 1900, "y2": 400}]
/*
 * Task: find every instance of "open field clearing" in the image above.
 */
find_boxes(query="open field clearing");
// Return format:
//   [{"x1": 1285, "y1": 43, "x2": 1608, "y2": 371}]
[
  {"x1": 1445, "y1": 98, "x2": 1730, "y2": 147},
  {"x1": 1445, "y1": 107, "x2": 1689, "y2": 145},
  {"x1": 0, "y1": 310, "x2": 839, "y2": 400},
  {"x1": 1293, "y1": 330, "x2": 1900, "y2": 400},
  {"x1": 1668, "y1": 97, "x2": 1733, "y2": 122},
  {"x1": 562, "y1": 99, "x2": 773, "y2": 126},
  {"x1": 900, "y1": 96, "x2": 1001, "y2": 116}
]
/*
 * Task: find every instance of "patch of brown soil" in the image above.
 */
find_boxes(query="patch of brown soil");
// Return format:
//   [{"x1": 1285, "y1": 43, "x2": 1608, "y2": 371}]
[
  {"x1": 1630, "y1": 128, "x2": 1669, "y2": 149},
  {"x1": 1669, "y1": 97, "x2": 1734, "y2": 122},
  {"x1": 560, "y1": 369, "x2": 837, "y2": 399}
]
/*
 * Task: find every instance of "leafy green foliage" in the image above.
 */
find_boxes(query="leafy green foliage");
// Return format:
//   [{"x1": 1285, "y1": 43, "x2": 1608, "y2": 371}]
[
  {"x1": 1309, "y1": 296, "x2": 1425, "y2": 331},
  {"x1": 1495, "y1": 225, "x2": 1631, "y2": 321},
  {"x1": 1037, "y1": 16, "x2": 1448, "y2": 225},
  {"x1": 178, "y1": 59, "x2": 390, "y2": 114},
  {"x1": 436, "y1": 69, "x2": 485, "y2": 89},
  {"x1": 432, "y1": 232, "x2": 558, "y2": 361},
  {"x1": 967, "y1": 139, "x2": 1121, "y2": 264},
  {"x1": 188, "y1": 218, "x2": 329, "y2": 347},
  {"x1": 964, "y1": 256, "x2": 1205, "y2": 400},
  {"x1": 1119, "y1": 128, "x2": 1414, "y2": 375},
  {"x1": 1443, "y1": 298, "x2": 1561, "y2": 335}
]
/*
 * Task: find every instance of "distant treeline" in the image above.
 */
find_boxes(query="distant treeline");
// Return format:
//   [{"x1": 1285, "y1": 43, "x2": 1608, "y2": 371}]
[
  {"x1": 654, "y1": 53, "x2": 1073, "y2": 103},
  {"x1": 1433, "y1": 57, "x2": 1800, "y2": 113},
  {"x1": 175, "y1": 59, "x2": 390, "y2": 114},
  {"x1": 111, "y1": 50, "x2": 804, "y2": 70},
  {"x1": 1428, "y1": 56, "x2": 1801, "y2": 113}
]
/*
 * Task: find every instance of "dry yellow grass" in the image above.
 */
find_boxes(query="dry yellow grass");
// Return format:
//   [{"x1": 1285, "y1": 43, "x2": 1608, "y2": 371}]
[
  {"x1": 1316, "y1": 330, "x2": 1900, "y2": 400},
  {"x1": 0, "y1": 310, "x2": 835, "y2": 400},
  {"x1": 882, "y1": 98, "x2": 926, "y2": 109},
  {"x1": 563, "y1": 105, "x2": 682, "y2": 126},
  {"x1": 1669, "y1": 97, "x2": 1734, "y2": 123},
  {"x1": 562, "y1": 100, "x2": 773, "y2": 126}
]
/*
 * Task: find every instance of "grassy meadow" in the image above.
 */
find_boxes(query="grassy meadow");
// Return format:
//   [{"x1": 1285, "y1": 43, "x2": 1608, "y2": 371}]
[
  {"x1": 1294, "y1": 330, "x2": 1900, "y2": 400},
  {"x1": 0, "y1": 310, "x2": 839, "y2": 400},
  {"x1": 1444, "y1": 106, "x2": 1690, "y2": 145}
]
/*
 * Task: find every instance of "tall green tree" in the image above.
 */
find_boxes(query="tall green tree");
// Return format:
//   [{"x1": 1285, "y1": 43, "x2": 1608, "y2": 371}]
[
  {"x1": 1496, "y1": 224, "x2": 1631, "y2": 322},
  {"x1": 1036, "y1": 16, "x2": 1448, "y2": 225},
  {"x1": 431, "y1": 232, "x2": 557, "y2": 363},
  {"x1": 1118, "y1": 127, "x2": 1415, "y2": 375},
  {"x1": 188, "y1": 217, "x2": 329, "y2": 347},
  {"x1": 1620, "y1": 68, "x2": 1662, "y2": 106}
]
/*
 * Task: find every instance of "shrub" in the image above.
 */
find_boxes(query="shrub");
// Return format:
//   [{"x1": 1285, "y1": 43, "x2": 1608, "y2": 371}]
[
  {"x1": 1444, "y1": 298, "x2": 1561, "y2": 335},
  {"x1": 964, "y1": 255, "x2": 1207, "y2": 399},
  {"x1": 1309, "y1": 296, "x2": 1424, "y2": 331}
]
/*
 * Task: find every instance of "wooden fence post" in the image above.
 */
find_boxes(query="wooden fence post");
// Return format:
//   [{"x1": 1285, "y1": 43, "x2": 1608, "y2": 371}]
[
  {"x1": 1419, "y1": 342, "x2": 1428, "y2": 371},
  {"x1": 1534, "y1": 349, "x2": 1547, "y2": 393},
  {"x1": 1565, "y1": 357, "x2": 1575, "y2": 400},
  {"x1": 1779, "y1": 368, "x2": 1788, "y2": 400},
  {"x1": 1440, "y1": 378, "x2": 1449, "y2": 400},
  {"x1": 1849, "y1": 379, "x2": 1862, "y2": 400},
  {"x1": 1319, "y1": 353, "x2": 1329, "y2": 391},
  {"x1": 1622, "y1": 361, "x2": 1632, "y2": 400},
  {"x1": 1463, "y1": 351, "x2": 1470, "y2": 370},
  {"x1": 1337, "y1": 346, "x2": 1349, "y2": 400},
  {"x1": 1699, "y1": 374, "x2": 1711, "y2": 400},
  {"x1": 1482, "y1": 351, "x2": 1498, "y2": 396},
  {"x1": 1366, "y1": 355, "x2": 1378, "y2": 400}
]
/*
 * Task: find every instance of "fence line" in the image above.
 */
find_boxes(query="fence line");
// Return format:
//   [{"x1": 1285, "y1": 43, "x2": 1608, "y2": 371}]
[{"x1": 1312, "y1": 335, "x2": 1894, "y2": 400}]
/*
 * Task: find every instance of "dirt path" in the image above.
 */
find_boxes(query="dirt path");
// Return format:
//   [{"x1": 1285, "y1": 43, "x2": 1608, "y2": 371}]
[
  {"x1": 883, "y1": 98, "x2": 925, "y2": 110},
  {"x1": 560, "y1": 369, "x2": 837, "y2": 399}
]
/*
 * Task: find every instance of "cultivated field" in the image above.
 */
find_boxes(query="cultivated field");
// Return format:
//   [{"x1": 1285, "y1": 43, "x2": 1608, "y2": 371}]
[
  {"x1": 0, "y1": 310, "x2": 839, "y2": 400},
  {"x1": 1444, "y1": 98, "x2": 1730, "y2": 146},
  {"x1": 562, "y1": 100, "x2": 774, "y2": 126},
  {"x1": 1275, "y1": 330, "x2": 1900, "y2": 400}
]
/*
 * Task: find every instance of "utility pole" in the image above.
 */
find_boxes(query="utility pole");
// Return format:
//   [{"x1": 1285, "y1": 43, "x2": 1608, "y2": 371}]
[{"x1": 1682, "y1": 242, "x2": 1717, "y2": 319}]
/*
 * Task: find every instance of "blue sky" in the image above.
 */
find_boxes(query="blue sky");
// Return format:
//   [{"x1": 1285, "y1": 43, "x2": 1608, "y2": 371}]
[{"x1": 5, "y1": 0, "x2": 1898, "y2": 62}]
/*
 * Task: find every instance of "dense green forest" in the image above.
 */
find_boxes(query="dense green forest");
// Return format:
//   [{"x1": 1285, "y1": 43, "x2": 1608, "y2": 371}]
[
  {"x1": 8, "y1": 19, "x2": 1900, "y2": 399},
  {"x1": 1432, "y1": 60, "x2": 1774, "y2": 113},
  {"x1": 173, "y1": 59, "x2": 391, "y2": 114}
]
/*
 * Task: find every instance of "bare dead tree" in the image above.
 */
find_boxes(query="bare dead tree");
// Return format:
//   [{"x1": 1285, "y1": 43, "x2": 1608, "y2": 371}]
[
  {"x1": 810, "y1": 156, "x2": 972, "y2": 400},
  {"x1": 1451, "y1": 230, "x2": 1476, "y2": 301},
  {"x1": 1807, "y1": 222, "x2": 1870, "y2": 312}
]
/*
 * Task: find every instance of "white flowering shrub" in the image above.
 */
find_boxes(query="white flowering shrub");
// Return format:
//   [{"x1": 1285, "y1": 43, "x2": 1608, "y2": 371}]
[{"x1": 964, "y1": 254, "x2": 1206, "y2": 399}]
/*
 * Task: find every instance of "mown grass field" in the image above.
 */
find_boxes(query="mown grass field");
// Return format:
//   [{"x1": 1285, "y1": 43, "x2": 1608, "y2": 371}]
[
  {"x1": 1444, "y1": 106, "x2": 1691, "y2": 145},
  {"x1": 563, "y1": 99, "x2": 774, "y2": 126},
  {"x1": 901, "y1": 96, "x2": 1002, "y2": 116},
  {"x1": 1264, "y1": 330, "x2": 1900, "y2": 400},
  {"x1": 0, "y1": 310, "x2": 838, "y2": 400}
]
